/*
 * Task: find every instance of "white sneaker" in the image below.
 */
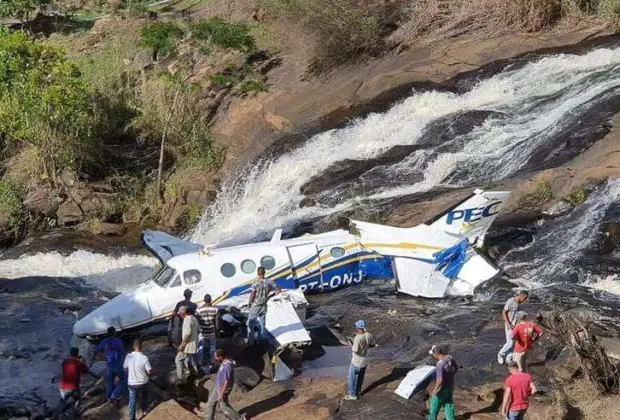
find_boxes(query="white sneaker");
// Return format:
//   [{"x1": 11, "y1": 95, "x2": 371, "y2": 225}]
[
  {"x1": 344, "y1": 395, "x2": 358, "y2": 401},
  {"x1": 497, "y1": 353, "x2": 504, "y2": 364}
]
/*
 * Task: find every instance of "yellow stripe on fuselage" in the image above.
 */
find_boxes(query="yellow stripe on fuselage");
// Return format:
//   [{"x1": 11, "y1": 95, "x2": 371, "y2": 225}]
[{"x1": 361, "y1": 242, "x2": 444, "y2": 251}]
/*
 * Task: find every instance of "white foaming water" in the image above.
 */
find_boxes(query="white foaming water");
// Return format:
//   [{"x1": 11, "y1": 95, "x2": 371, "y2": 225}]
[
  {"x1": 588, "y1": 274, "x2": 620, "y2": 296},
  {"x1": 0, "y1": 250, "x2": 157, "y2": 292},
  {"x1": 193, "y1": 47, "x2": 620, "y2": 245},
  {"x1": 502, "y1": 177, "x2": 620, "y2": 289}
]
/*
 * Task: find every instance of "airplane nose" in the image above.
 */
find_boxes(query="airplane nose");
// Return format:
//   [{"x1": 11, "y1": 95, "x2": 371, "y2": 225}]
[{"x1": 73, "y1": 291, "x2": 152, "y2": 337}]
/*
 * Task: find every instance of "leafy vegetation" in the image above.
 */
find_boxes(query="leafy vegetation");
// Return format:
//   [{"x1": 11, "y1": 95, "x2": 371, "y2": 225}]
[
  {"x1": 190, "y1": 18, "x2": 256, "y2": 52},
  {"x1": 565, "y1": 185, "x2": 588, "y2": 206},
  {"x1": 140, "y1": 22, "x2": 184, "y2": 59},
  {"x1": 0, "y1": 0, "x2": 50, "y2": 22},
  {"x1": 0, "y1": 29, "x2": 99, "y2": 183},
  {"x1": 0, "y1": 179, "x2": 24, "y2": 231},
  {"x1": 210, "y1": 63, "x2": 268, "y2": 94}
]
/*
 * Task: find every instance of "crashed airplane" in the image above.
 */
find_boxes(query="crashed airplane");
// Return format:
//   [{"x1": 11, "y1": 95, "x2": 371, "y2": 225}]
[{"x1": 73, "y1": 189, "x2": 510, "y2": 346}]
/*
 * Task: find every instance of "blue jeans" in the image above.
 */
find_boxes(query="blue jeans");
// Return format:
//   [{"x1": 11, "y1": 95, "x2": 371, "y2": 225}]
[
  {"x1": 508, "y1": 409, "x2": 527, "y2": 420},
  {"x1": 105, "y1": 361, "x2": 127, "y2": 400},
  {"x1": 196, "y1": 334, "x2": 217, "y2": 365},
  {"x1": 499, "y1": 326, "x2": 515, "y2": 360},
  {"x1": 52, "y1": 388, "x2": 80, "y2": 419},
  {"x1": 347, "y1": 364, "x2": 366, "y2": 397},
  {"x1": 247, "y1": 315, "x2": 266, "y2": 346},
  {"x1": 128, "y1": 383, "x2": 148, "y2": 420}
]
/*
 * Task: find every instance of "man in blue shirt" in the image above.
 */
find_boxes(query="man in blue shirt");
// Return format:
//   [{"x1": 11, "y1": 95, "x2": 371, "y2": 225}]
[
  {"x1": 95, "y1": 327, "x2": 127, "y2": 403},
  {"x1": 203, "y1": 349, "x2": 243, "y2": 420}
]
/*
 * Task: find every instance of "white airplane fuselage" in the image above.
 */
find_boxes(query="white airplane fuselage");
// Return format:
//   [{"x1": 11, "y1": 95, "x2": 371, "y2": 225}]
[{"x1": 73, "y1": 189, "x2": 511, "y2": 338}]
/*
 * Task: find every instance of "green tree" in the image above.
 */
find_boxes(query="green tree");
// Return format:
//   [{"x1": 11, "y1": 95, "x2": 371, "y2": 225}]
[
  {"x1": 0, "y1": 0, "x2": 51, "y2": 24},
  {"x1": 0, "y1": 29, "x2": 99, "y2": 183}
]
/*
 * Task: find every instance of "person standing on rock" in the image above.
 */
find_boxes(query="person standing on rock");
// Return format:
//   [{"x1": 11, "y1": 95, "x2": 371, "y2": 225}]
[
  {"x1": 247, "y1": 266, "x2": 281, "y2": 346},
  {"x1": 501, "y1": 360, "x2": 537, "y2": 420},
  {"x1": 195, "y1": 293, "x2": 221, "y2": 370},
  {"x1": 124, "y1": 339, "x2": 153, "y2": 420},
  {"x1": 344, "y1": 320, "x2": 376, "y2": 401},
  {"x1": 175, "y1": 305, "x2": 201, "y2": 381},
  {"x1": 498, "y1": 290, "x2": 529, "y2": 365},
  {"x1": 169, "y1": 288, "x2": 198, "y2": 347},
  {"x1": 511, "y1": 312, "x2": 543, "y2": 372},
  {"x1": 52, "y1": 347, "x2": 98, "y2": 419},
  {"x1": 95, "y1": 326, "x2": 127, "y2": 404},
  {"x1": 428, "y1": 344, "x2": 458, "y2": 420},
  {"x1": 204, "y1": 349, "x2": 244, "y2": 420}
]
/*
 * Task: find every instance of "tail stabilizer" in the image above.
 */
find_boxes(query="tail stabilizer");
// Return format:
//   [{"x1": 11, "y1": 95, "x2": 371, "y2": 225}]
[{"x1": 429, "y1": 189, "x2": 510, "y2": 244}]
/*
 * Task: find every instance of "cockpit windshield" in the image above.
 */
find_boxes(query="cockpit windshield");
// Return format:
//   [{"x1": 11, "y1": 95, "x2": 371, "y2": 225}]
[{"x1": 153, "y1": 266, "x2": 177, "y2": 287}]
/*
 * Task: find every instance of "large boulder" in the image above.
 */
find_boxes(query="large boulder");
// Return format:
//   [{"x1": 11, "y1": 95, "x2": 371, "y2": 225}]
[
  {"x1": 22, "y1": 188, "x2": 63, "y2": 217},
  {"x1": 56, "y1": 200, "x2": 83, "y2": 226}
]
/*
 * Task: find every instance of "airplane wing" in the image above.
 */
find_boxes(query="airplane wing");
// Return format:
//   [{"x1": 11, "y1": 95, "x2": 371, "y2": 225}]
[
  {"x1": 141, "y1": 230, "x2": 204, "y2": 263},
  {"x1": 218, "y1": 288, "x2": 311, "y2": 348}
]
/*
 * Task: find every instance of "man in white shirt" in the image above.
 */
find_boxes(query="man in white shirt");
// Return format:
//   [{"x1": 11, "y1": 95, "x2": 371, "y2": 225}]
[
  {"x1": 123, "y1": 339, "x2": 152, "y2": 420},
  {"x1": 176, "y1": 305, "x2": 200, "y2": 380}
]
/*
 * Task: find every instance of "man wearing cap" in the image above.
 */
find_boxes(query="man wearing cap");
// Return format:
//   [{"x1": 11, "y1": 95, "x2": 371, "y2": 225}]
[
  {"x1": 344, "y1": 320, "x2": 376, "y2": 401},
  {"x1": 498, "y1": 290, "x2": 529, "y2": 365},
  {"x1": 501, "y1": 360, "x2": 537, "y2": 419},
  {"x1": 429, "y1": 345, "x2": 458, "y2": 420},
  {"x1": 510, "y1": 311, "x2": 543, "y2": 372}
]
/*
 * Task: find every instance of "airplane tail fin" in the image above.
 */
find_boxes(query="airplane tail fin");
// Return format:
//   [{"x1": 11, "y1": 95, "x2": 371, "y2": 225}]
[{"x1": 429, "y1": 189, "x2": 511, "y2": 245}]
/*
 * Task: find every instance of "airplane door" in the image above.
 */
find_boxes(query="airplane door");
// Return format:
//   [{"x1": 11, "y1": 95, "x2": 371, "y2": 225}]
[{"x1": 286, "y1": 243, "x2": 322, "y2": 282}]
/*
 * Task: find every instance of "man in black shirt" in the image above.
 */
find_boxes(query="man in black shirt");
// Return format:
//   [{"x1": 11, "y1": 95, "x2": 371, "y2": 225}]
[{"x1": 168, "y1": 289, "x2": 198, "y2": 347}]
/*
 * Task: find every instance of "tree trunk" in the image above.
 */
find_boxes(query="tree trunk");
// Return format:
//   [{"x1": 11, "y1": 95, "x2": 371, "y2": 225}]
[{"x1": 156, "y1": 89, "x2": 181, "y2": 202}]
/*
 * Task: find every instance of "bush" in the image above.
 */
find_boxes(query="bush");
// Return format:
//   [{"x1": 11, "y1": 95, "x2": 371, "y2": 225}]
[
  {"x1": 0, "y1": 0, "x2": 50, "y2": 22},
  {"x1": 140, "y1": 22, "x2": 184, "y2": 58},
  {"x1": 240, "y1": 79, "x2": 268, "y2": 93},
  {"x1": 190, "y1": 18, "x2": 256, "y2": 52},
  {"x1": 0, "y1": 179, "x2": 23, "y2": 230},
  {"x1": 0, "y1": 30, "x2": 99, "y2": 182},
  {"x1": 131, "y1": 76, "x2": 222, "y2": 169},
  {"x1": 565, "y1": 185, "x2": 588, "y2": 206}
]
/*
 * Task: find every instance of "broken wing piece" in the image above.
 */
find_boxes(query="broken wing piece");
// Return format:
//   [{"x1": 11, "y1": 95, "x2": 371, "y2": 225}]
[
  {"x1": 395, "y1": 365, "x2": 437, "y2": 399},
  {"x1": 141, "y1": 230, "x2": 204, "y2": 263},
  {"x1": 219, "y1": 288, "x2": 311, "y2": 348}
]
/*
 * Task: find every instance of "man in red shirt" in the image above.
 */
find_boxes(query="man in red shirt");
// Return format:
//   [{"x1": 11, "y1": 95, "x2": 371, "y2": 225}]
[
  {"x1": 510, "y1": 312, "x2": 543, "y2": 372},
  {"x1": 501, "y1": 361, "x2": 537, "y2": 420},
  {"x1": 52, "y1": 347, "x2": 97, "y2": 419}
]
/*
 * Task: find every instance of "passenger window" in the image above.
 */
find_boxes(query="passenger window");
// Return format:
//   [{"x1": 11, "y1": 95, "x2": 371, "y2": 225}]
[
  {"x1": 184, "y1": 270, "x2": 201, "y2": 285},
  {"x1": 330, "y1": 247, "x2": 345, "y2": 258},
  {"x1": 261, "y1": 255, "x2": 276, "y2": 270},
  {"x1": 221, "y1": 263, "x2": 236, "y2": 278},
  {"x1": 241, "y1": 259, "x2": 257, "y2": 274},
  {"x1": 169, "y1": 275, "x2": 182, "y2": 288}
]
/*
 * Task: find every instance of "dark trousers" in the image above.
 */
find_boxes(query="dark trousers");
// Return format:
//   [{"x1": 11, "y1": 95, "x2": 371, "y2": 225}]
[{"x1": 52, "y1": 388, "x2": 81, "y2": 419}]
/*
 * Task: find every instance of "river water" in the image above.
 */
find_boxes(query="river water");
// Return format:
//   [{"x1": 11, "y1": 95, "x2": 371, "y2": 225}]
[{"x1": 2, "y1": 44, "x2": 620, "y2": 416}]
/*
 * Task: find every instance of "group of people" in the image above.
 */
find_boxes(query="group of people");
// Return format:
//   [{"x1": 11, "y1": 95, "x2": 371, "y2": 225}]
[
  {"x1": 52, "y1": 265, "x2": 283, "y2": 420},
  {"x1": 53, "y1": 329, "x2": 153, "y2": 420},
  {"x1": 343, "y1": 290, "x2": 544, "y2": 420},
  {"x1": 53, "y1": 264, "x2": 545, "y2": 420}
]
